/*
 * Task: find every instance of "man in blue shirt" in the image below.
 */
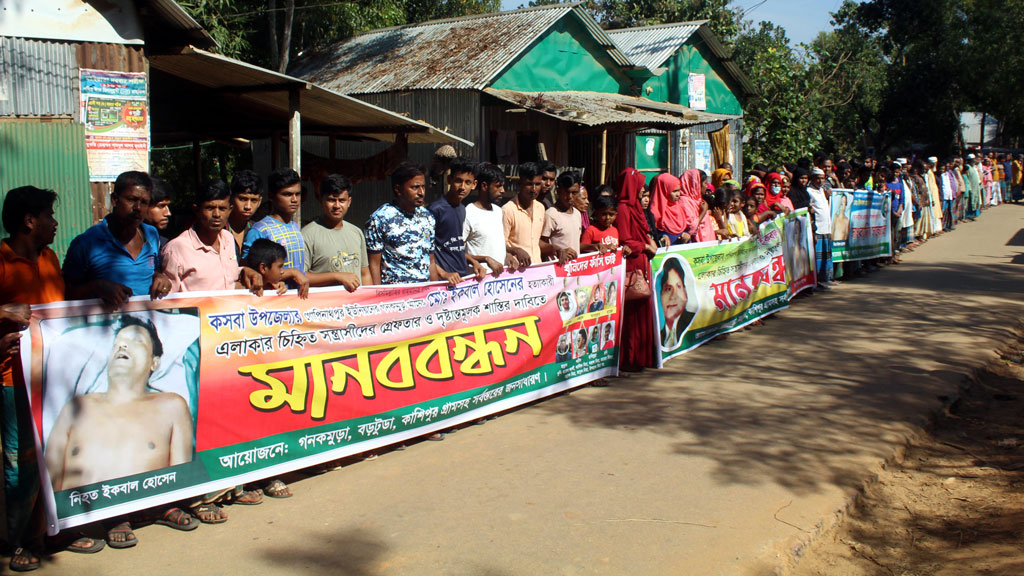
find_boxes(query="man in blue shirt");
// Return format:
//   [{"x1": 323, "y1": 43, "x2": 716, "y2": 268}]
[
  {"x1": 429, "y1": 158, "x2": 489, "y2": 280},
  {"x1": 64, "y1": 171, "x2": 172, "y2": 307},
  {"x1": 366, "y1": 163, "x2": 461, "y2": 286}
]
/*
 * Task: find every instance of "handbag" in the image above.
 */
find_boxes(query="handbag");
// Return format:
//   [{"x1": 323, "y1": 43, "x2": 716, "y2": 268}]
[{"x1": 624, "y1": 269, "x2": 651, "y2": 301}]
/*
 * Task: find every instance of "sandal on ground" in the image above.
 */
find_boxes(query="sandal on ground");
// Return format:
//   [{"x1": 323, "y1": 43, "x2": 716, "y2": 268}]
[
  {"x1": 62, "y1": 535, "x2": 106, "y2": 554},
  {"x1": 106, "y1": 522, "x2": 138, "y2": 549},
  {"x1": 263, "y1": 479, "x2": 292, "y2": 498},
  {"x1": 230, "y1": 489, "x2": 263, "y2": 506},
  {"x1": 154, "y1": 507, "x2": 199, "y2": 531},
  {"x1": 9, "y1": 547, "x2": 40, "y2": 572},
  {"x1": 191, "y1": 504, "x2": 228, "y2": 524},
  {"x1": 427, "y1": 432, "x2": 446, "y2": 441},
  {"x1": 590, "y1": 378, "x2": 609, "y2": 387}
]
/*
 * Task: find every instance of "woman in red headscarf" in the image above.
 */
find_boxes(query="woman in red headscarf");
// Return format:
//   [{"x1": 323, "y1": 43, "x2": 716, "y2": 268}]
[
  {"x1": 762, "y1": 173, "x2": 793, "y2": 215},
  {"x1": 681, "y1": 169, "x2": 716, "y2": 242},
  {"x1": 614, "y1": 168, "x2": 657, "y2": 371},
  {"x1": 648, "y1": 173, "x2": 696, "y2": 245},
  {"x1": 743, "y1": 180, "x2": 778, "y2": 226}
]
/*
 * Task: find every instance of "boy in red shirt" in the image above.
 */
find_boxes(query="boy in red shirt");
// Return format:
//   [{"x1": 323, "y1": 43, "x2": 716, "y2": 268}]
[{"x1": 581, "y1": 195, "x2": 632, "y2": 256}]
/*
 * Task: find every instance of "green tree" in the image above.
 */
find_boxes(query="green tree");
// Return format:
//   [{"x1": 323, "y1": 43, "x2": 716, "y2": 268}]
[{"x1": 730, "y1": 22, "x2": 818, "y2": 167}]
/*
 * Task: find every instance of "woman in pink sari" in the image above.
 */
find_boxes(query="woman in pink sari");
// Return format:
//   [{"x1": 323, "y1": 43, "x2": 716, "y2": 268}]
[
  {"x1": 648, "y1": 173, "x2": 696, "y2": 245},
  {"x1": 614, "y1": 168, "x2": 657, "y2": 371},
  {"x1": 681, "y1": 169, "x2": 716, "y2": 242}
]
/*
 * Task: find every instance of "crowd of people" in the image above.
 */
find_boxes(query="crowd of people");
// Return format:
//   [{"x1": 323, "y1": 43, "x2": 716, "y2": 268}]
[{"x1": 0, "y1": 148, "x2": 1017, "y2": 570}]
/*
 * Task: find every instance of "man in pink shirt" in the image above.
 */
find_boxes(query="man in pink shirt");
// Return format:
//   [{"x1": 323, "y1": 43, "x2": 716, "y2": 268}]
[{"x1": 162, "y1": 179, "x2": 261, "y2": 293}]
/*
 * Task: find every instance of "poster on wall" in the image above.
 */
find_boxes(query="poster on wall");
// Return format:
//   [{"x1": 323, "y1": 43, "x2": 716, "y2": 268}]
[
  {"x1": 694, "y1": 139, "x2": 712, "y2": 174},
  {"x1": 688, "y1": 73, "x2": 707, "y2": 111},
  {"x1": 79, "y1": 69, "x2": 149, "y2": 182}
]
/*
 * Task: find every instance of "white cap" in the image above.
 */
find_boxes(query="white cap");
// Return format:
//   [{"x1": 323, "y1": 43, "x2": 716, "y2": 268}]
[
  {"x1": 896, "y1": 158, "x2": 907, "y2": 165},
  {"x1": 927, "y1": 156, "x2": 938, "y2": 164},
  {"x1": 812, "y1": 168, "x2": 825, "y2": 176},
  {"x1": 967, "y1": 153, "x2": 975, "y2": 159}
]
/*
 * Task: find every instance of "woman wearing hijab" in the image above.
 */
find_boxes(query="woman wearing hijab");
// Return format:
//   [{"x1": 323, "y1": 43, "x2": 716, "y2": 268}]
[
  {"x1": 761, "y1": 173, "x2": 793, "y2": 215},
  {"x1": 711, "y1": 168, "x2": 732, "y2": 190},
  {"x1": 788, "y1": 167, "x2": 811, "y2": 210},
  {"x1": 649, "y1": 173, "x2": 697, "y2": 245},
  {"x1": 614, "y1": 168, "x2": 657, "y2": 372},
  {"x1": 680, "y1": 169, "x2": 716, "y2": 242}
]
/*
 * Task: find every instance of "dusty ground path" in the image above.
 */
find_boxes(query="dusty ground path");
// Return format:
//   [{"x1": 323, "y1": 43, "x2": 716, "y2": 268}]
[
  {"x1": 34, "y1": 205, "x2": 1024, "y2": 576},
  {"x1": 794, "y1": 336, "x2": 1024, "y2": 576}
]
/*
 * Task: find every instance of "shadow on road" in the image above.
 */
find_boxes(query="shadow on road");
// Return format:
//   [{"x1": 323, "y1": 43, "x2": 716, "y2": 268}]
[{"x1": 537, "y1": 241, "x2": 1024, "y2": 496}]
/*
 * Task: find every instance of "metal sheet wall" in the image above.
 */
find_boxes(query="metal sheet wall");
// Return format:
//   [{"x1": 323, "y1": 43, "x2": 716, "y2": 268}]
[
  {"x1": 675, "y1": 118, "x2": 744, "y2": 175},
  {"x1": 0, "y1": 121, "x2": 93, "y2": 260},
  {"x1": 0, "y1": 37, "x2": 78, "y2": 117}
]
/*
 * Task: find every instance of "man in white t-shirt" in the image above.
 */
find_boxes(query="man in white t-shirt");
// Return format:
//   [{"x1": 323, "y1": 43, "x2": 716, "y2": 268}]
[
  {"x1": 807, "y1": 168, "x2": 834, "y2": 288},
  {"x1": 464, "y1": 163, "x2": 527, "y2": 271}
]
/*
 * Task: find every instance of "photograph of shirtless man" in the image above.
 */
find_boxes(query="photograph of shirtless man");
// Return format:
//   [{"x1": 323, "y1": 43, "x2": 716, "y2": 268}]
[{"x1": 44, "y1": 314, "x2": 194, "y2": 492}]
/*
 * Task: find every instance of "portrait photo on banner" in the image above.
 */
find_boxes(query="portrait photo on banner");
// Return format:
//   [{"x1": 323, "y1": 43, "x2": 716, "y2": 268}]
[
  {"x1": 39, "y1": 307, "x2": 201, "y2": 493},
  {"x1": 785, "y1": 214, "x2": 813, "y2": 282},
  {"x1": 656, "y1": 255, "x2": 700, "y2": 351},
  {"x1": 831, "y1": 190, "x2": 853, "y2": 242}
]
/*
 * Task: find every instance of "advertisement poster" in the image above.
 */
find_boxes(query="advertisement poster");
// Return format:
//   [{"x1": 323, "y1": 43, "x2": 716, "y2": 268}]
[
  {"x1": 23, "y1": 254, "x2": 624, "y2": 532},
  {"x1": 694, "y1": 139, "x2": 713, "y2": 174},
  {"x1": 830, "y1": 188, "x2": 893, "y2": 262},
  {"x1": 79, "y1": 69, "x2": 149, "y2": 181},
  {"x1": 783, "y1": 209, "x2": 816, "y2": 295},
  {"x1": 687, "y1": 73, "x2": 707, "y2": 111},
  {"x1": 651, "y1": 218, "x2": 790, "y2": 366}
]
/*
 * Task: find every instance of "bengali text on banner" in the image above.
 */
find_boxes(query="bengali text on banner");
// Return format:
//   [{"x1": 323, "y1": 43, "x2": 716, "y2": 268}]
[
  {"x1": 22, "y1": 253, "x2": 625, "y2": 533},
  {"x1": 829, "y1": 188, "x2": 893, "y2": 262}
]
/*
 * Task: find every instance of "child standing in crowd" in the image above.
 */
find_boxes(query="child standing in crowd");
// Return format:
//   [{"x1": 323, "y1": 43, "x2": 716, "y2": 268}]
[
  {"x1": 464, "y1": 163, "x2": 520, "y2": 271},
  {"x1": 366, "y1": 162, "x2": 461, "y2": 286},
  {"x1": 726, "y1": 189, "x2": 749, "y2": 237},
  {"x1": 541, "y1": 171, "x2": 582, "y2": 264},
  {"x1": 302, "y1": 174, "x2": 369, "y2": 291},
  {"x1": 581, "y1": 195, "x2": 631, "y2": 255},
  {"x1": 502, "y1": 162, "x2": 546, "y2": 266},
  {"x1": 247, "y1": 239, "x2": 306, "y2": 295}
]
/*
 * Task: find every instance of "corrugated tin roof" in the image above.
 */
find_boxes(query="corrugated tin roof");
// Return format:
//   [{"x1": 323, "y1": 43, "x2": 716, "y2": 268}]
[
  {"x1": 483, "y1": 88, "x2": 737, "y2": 129},
  {"x1": 140, "y1": 0, "x2": 217, "y2": 47},
  {"x1": 289, "y1": 3, "x2": 634, "y2": 94},
  {"x1": 0, "y1": 37, "x2": 77, "y2": 117},
  {"x1": 607, "y1": 21, "x2": 703, "y2": 72},
  {"x1": 608, "y1": 21, "x2": 758, "y2": 98},
  {"x1": 148, "y1": 46, "x2": 472, "y2": 145}
]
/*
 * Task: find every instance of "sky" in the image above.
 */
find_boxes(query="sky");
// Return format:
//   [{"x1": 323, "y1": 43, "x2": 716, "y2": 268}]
[{"x1": 498, "y1": 0, "x2": 852, "y2": 46}]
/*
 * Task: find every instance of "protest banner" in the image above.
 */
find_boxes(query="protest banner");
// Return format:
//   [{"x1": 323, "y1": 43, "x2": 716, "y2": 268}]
[
  {"x1": 829, "y1": 188, "x2": 893, "y2": 262},
  {"x1": 22, "y1": 253, "x2": 624, "y2": 533},
  {"x1": 651, "y1": 217, "x2": 791, "y2": 366}
]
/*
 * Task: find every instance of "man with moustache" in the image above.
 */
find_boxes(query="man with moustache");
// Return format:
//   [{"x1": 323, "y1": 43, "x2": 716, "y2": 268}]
[
  {"x1": 161, "y1": 179, "x2": 262, "y2": 293},
  {"x1": 63, "y1": 171, "x2": 172, "y2": 307},
  {"x1": 502, "y1": 162, "x2": 548, "y2": 266}
]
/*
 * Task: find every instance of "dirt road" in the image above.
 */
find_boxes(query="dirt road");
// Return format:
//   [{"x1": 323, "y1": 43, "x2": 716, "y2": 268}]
[{"x1": 37, "y1": 205, "x2": 1024, "y2": 576}]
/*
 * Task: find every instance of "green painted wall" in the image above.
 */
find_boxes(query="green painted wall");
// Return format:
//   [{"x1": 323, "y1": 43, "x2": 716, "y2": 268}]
[
  {"x1": 0, "y1": 122, "x2": 92, "y2": 261},
  {"x1": 490, "y1": 16, "x2": 628, "y2": 94},
  {"x1": 635, "y1": 134, "x2": 668, "y2": 185},
  {"x1": 642, "y1": 42, "x2": 743, "y2": 116}
]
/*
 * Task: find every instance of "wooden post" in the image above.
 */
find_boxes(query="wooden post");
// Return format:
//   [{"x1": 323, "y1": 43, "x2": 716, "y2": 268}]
[
  {"x1": 192, "y1": 138, "x2": 202, "y2": 188},
  {"x1": 599, "y1": 129, "x2": 608, "y2": 185},
  {"x1": 288, "y1": 87, "x2": 303, "y2": 224}
]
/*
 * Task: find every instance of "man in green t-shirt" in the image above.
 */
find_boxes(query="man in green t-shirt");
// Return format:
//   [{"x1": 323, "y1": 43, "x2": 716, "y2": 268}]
[{"x1": 302, "y1": 174, "x2": 369, "y2": 291}]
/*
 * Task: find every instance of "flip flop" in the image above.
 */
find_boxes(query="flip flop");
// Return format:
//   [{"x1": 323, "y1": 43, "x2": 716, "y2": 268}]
[
  {"x1": 191, "y1": 504, "x2": 228, "y2": 524},
  {"x1": 263, "y1": 479, "x2": 292, "y2": 498},
  {"x1": 106, "y1": 522, "x2": 138, "y2": 549},
  {"x1": 63, "y1": 536, "x2": 106, "y2": 554},
  {"x1": 230, "y1": 489, "x2": 263, "y2": 505},
  {"x1": 154, "y1": 507, "x2": 199, "y2": 531},
  {"x1": 9, "y1": 548, "x2": 40, "y2": 572}
]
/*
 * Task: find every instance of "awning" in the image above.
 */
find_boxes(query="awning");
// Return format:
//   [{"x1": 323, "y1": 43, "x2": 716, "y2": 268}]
[
  {"x1": 148, "y1": 46, "x2": 473, "y2": 146},
  {"x1": 483, "y1": 88, "x2": 737, "y2": 130}
]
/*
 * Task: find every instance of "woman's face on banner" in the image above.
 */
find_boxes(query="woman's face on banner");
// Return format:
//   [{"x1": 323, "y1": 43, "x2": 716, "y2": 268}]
[{"x1": 660, "y1": 267, "x2": 687, "y2": 326}]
